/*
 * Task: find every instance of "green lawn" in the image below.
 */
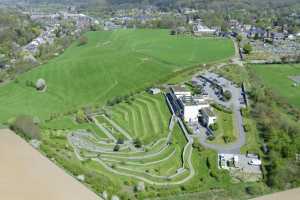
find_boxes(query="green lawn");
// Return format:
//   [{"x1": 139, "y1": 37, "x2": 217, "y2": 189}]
[
  {"x1": 209, "y1": 109, "x2": 237, "y2": 144},
  {"x1": 0, "y1": 29, "x2": 234, "y2": 122},
  {"x1": 110, "y1": 93, "x2": 171, "y2": 144},
  {"x1": 251, "y1": 64, "x2": 300, "y2": 108}
]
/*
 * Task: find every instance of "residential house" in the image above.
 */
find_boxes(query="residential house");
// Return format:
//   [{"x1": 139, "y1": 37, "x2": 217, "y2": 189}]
[{"x1": 247, "y1": 27, "x2": 267, "y2": 39}]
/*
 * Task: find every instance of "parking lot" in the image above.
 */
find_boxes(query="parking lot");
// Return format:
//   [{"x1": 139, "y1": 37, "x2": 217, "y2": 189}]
[{"x1": 191, "y1": 72, "x2": 247, "y2": 153}]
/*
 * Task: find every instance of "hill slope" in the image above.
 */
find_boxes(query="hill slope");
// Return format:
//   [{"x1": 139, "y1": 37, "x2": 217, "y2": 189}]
[{"x1": 0, "y1": 29, "x2": 234, "y2": 122}]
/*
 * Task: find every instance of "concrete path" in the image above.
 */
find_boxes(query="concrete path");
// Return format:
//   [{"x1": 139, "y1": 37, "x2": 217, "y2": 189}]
[
  {"x1": 101, "y1": 115, "x2": 133, "y2": 141},
  {"x1": 92, "y1": 116, "x2": 117, "y2": 142}
]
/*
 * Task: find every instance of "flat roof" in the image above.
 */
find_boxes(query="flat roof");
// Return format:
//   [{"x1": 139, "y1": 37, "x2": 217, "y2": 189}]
[
  {"x1": 171, "y1": 85, "x2": 190, "y2": 93},
  {"x1": 201, "y1": 107, "x2": 215, "y2": 117},
  {"x1": 0, "y1": 129, "x2": 102, "y2": 200}
]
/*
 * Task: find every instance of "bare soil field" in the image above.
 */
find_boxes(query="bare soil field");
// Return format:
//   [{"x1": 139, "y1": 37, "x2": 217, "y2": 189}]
[
  {"x1": 251, "y1": 188, "x2": 300, "y2": 200},
  {"x1": 0, "y1": 129, "x2": 101, "y2": 200}
]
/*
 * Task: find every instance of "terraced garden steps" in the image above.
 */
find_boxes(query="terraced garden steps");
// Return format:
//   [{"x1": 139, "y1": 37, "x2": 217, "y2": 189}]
[{"x1": 67, "y1": 93, "x2": 195, "y2": 185}]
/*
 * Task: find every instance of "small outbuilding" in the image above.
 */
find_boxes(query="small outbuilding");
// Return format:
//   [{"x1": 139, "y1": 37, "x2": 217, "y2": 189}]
[{"x1": 149, "y1": 88, "x2": 161, "y2": 95}]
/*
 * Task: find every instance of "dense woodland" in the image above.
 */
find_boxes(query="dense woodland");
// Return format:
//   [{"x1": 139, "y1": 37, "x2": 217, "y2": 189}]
[{"x1": 0, "y1": 9, "x2": 40, "y2": 56}]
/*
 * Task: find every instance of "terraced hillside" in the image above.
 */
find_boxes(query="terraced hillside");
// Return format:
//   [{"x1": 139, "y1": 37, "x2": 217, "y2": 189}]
[
  {"x1": 67, "y1": 93, "x2": 193, "y2": 185},
  {"x1": 109, "y1": 93, "x2": 171, "y2": 144},
  {"x1": 0, "y1": 29, "x2": 234, "y2": 122}
]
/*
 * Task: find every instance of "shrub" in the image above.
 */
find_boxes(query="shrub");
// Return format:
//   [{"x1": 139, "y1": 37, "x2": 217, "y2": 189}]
[
  {"x1": 245, "y1": 185, "x2": 264, "y2": 195},
  {"x1": 75, "y1": 109, "x2": 87, "y2": 123},
  {"x1": 117, "y1": 135, "x2": 125, "y2": 144},
  {"x1": 243, "y1": 43, "x2": 252, "y2": 54},
  {"x1": 211, "y1": 103, "x2": 232, "y2": 114},
  {"x1": 243, "y1": 123, "x2": 251, "y2": 132},
  {"x1": 134, "y1": 138, "x2": 142, "y2": 148},
  {"x1": 113, "y1": 144, "x2": 120, "y2": 152},
  {"x1": 192, "y1": 140, "x2": 204, "y2": 152},
  {"x1": 10, "y1": 115, "x2": 41, "y2": 140},
  {"x1": 223, "y1": 90, "x2": 232, "y2": 101},
  {"x1": 209, "y1": 123, "x2": 218, "y2": 131},
  {"x1": 223, "y1": 135, "x2": 236, "y2": 143},
  {"x1": 240, "y1": 107, "x2": 249, "y2": 117},
  {"x1": 78, "y1": 36, "x2": 88, "y2": 46}
]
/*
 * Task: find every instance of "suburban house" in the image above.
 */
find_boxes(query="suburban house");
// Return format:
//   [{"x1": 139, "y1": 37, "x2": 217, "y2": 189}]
[
  {"x1": 199, "y1": 107, "x2": 217, "y2": 126},
  {"x1": 247, "y1": 27, "x2": 267, "y2": 39},
  {"x1": 193, "y1": 19, "x2": 216, "y2": 36}
]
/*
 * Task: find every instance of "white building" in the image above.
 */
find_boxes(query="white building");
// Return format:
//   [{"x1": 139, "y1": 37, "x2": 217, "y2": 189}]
[
  {"x1": 171, "y1": 86, "x2": 191, "y2": 98},
  {"x1": 180, "y1": 95, "x2": 210, "y2": 123},
  {"x1": 149, "y1": 88, "x2": 161, "y2": 95},
  {"x1": 200, "y1": 107, "x2": 217, "y2": 126}
]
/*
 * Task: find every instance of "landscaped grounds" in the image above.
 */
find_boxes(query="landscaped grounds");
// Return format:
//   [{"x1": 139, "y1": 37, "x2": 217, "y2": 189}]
[
  {"x1": 39, "y1": 93, "x2": 244, "y2": 199},
  {"x1": 0, "y1": 29, "x2": 234, "y2": 122},
  {"x1": 251, "y1": 64, "x2": 300, "y2": 108},
  {"x1": 68, "y1": 93, "x2": 193, "y2": 185}
]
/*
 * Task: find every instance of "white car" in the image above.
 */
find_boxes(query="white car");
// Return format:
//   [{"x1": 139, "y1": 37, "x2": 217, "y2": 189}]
[{"x1": 249, "y1": 159, "x2": 262, "y2": 166}]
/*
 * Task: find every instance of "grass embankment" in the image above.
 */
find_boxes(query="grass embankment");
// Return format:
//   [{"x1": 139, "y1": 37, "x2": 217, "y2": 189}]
[
  {"x1": 110, "y1": 93, "x2": 170, "y2": 144},
  {"x1": 0, "y1": 29, "x2": 234, "y2": 122},
  {"x1": 209, "y1": 109, "x2": 237, "y2": 144}
]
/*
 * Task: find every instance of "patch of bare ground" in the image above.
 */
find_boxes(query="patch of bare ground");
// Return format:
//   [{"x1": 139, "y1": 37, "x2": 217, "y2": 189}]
[{"x1": 0, "y1": 129, "x2": 102, "y2": 200}]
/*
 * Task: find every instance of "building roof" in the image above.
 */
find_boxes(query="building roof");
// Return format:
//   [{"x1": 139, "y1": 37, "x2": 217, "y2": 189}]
[
  {"x1": 171, "y1": 85, "x2": 190, "y2": 93},
  {"x1": 201, "y1": 107, "x2": 215, "y2": 117},
  {"x1": 181, "y1": 95, "x2": 208, "y2": 106}
]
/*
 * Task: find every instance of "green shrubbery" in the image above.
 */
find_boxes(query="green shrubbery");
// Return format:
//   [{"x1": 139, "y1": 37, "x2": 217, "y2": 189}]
[
  {"x1": 211, "y1": 103, "x2": 232, "y2": 114},
  {"x1": 10, "y1": 115, "x2": 41, "y2": 140},
  {"x1": 222, "y1": 135, "x2": 236, "y2": 144},
  {"x1": 223, "y1": 90, "x2": 232, "y2": 101},
  {"x1": 249, "y1": 70, "x2": 300, "y2": 189},
  {"x1": 209, "y1": 123, "x2": 219, "y2": 131}
]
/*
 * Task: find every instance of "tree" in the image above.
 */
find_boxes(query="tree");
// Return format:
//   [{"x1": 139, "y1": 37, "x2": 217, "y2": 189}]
[
  {"x1": 78, "y1": 36, "x2": 88, "y2": 46},
  {"x1": 75, "y1": 109, "x2": 86, "y2": 123},
  {"x1": 223, "y1": 90, "x2": 232, "y2": 101},
  {"x1": 243, "y1": 43, "x2": 253, "y2": 54},
  {"x1": 35, "y1": 78, "x2": 46, "y2": 91},
  {"x1": 236, "y1": 35, "x2": 243, "y2": 43},
  {"x1": 117, "y1": 135, "x2": 125, "y2": 144},
  {"x1": 113, "y1": 144, "x2": 120, "y2": 152},
  {"x1": 10, "y1": 115, "x2": 41, "y2": 140},
  {"x1": 134, "y1": 138, "x2": 142, "y2": 148},
  {"x1": 209, "y1": 123, "x2": 218, "y2": 131}
]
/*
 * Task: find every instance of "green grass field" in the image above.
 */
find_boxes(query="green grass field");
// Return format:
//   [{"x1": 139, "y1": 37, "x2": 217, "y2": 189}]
[
  {"x1": 251, "y1": 64, "x2": 300, "y2": 108},
  {"x1": 110, "y1": 93, "x2": 171, "y2": 144},
  {"x1": 209, "y1": 109, "x2": 237, "y2": 144},
  {"x1": 0, "y1": 29, "x2": 234, "y2": 122}
]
